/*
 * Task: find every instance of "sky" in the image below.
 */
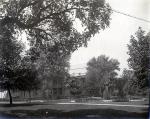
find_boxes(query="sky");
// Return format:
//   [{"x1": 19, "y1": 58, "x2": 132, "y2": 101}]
[{"x1": 69, "y1": 0, "x2": 150, "y2": 76}]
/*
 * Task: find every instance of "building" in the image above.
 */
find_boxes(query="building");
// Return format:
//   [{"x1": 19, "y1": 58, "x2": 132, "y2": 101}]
[{"x1": 3, "y1": 74, "x2": 86, "y2": 100}]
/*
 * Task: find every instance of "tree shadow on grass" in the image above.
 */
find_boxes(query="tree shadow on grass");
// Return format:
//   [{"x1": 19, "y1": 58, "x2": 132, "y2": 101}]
[{"x1": 0, "y1": 103, "x2": 48, "y2": 107}]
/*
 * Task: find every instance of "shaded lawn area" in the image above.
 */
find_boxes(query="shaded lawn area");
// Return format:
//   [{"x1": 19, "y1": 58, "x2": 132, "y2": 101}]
[{"x1": 0, "y1": 102, "x2": 149, "y2": 118}]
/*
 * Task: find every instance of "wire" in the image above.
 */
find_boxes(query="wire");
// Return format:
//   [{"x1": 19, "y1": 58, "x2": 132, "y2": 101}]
[
  {"x1": 70, "y1": 10, "x2": 150, "y2": 72},
  {"x1": 112, "y1": 9, "x2": 150, "y2": 23}
]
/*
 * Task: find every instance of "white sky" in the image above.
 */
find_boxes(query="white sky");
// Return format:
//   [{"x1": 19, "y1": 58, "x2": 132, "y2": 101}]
[{"x1": 70, "y1": 0, "x2": 150, "y2": 76}]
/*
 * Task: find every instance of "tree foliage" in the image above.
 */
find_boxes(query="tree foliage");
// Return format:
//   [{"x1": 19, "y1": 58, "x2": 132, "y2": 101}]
[
  {"x1": 127, "y1": 28, "x2": 150, "y2": 88},
  {"x1": 0, "y1": 24, "x2": 23, "y2": 92},
  {"x1": 86, "y1": 55, "x2": 120, "y2": 97},
  {"x1": 0, "y1": 0, "x2": 112, "y2": 54},
  {"x1": 0, "y1": 25, "x2": 39, "y2": 104}
]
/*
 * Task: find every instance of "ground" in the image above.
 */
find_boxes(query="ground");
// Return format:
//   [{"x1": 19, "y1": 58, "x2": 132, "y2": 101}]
[{"x1": 0, "y1": 99, "x2": 149, "y2": 119}]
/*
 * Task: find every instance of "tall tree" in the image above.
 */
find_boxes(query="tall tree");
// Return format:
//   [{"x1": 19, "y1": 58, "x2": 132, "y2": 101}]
[
  {"x1": 127, "y1": 27, "x2": 150, "y2": 88},
  {"x1": 86, "y1": 55, "x2": 120, "y2": 97},
  {"x1": 0, "y1": 24, "x2": 23, "y2": 104},
  {"x1": 0, "y1": 25, "x2": 39, "y2": 104}
]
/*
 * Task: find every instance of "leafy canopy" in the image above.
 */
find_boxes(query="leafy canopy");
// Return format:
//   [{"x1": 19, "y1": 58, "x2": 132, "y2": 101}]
[
  {"x1": 0, "y1": 23, "x2": 39, "y2": 92},
  {"x1": 127, "y1": 27, "x2": 149, "y2": 88},
  {"x1": 86, "y1": 55, "x2": 120, "y2": 96},
  {"x1": 0, "y1": 0, "x2": 112, "y2": 54}
]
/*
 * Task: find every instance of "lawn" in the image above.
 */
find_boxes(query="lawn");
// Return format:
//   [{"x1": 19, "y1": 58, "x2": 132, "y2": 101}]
[{"x1": 0, "y1": 100, "x2": 149, "y2": 119}]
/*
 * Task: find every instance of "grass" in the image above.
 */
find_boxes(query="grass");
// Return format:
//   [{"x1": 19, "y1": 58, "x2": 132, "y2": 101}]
[
  {"x1": 0, "y1": 108, "x2": 149, "y2": 118},
  {"x1": 0, "y1": 101, "x2": 149, "y2": 118}
]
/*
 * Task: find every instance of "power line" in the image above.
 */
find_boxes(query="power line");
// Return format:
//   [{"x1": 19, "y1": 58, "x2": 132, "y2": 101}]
[
  {"x1": 112, "y1": 9, "x2": 150, "y2": 23},
  {"x1": 70, "y1": 10, "x2": 150, "y2": 71}
]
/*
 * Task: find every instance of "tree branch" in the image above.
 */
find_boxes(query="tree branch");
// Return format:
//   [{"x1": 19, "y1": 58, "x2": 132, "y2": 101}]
[
  {"x1": 18, "y1": 0, "x2": 39, "y2": 14},
  {"x1": 32, "y1": 27, "x2": 56, "y2": 41},
  {"x1": 2, "y1": 4, "x2": 89, "y2": 30}
]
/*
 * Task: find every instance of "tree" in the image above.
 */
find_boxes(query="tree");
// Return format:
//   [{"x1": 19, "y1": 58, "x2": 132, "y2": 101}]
[
  {"x1": 0, "y1": 26, "x2": 39, "y2": 104},
  {"x1": 0, "y1": 0, "x2": 112, "y2": 54},
  {"x1": 86, "y1": 55, "x2": 120, "y2": 98},
  {"x1": 127, "y1": 27, "x2": 149, "y2": 89},
  {"x1": 0, "y1": 56, "x2": 40, "y2": 104},
  {"x1": 0, "y1": 24, "x2": 23, "y2": 104}
]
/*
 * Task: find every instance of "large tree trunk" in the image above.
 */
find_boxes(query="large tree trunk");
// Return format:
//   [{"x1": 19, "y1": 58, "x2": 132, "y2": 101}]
[{"x1": 7, "y1": 87, "x2": 12, "y2": 105}]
